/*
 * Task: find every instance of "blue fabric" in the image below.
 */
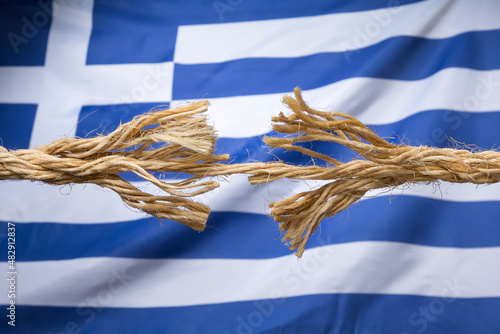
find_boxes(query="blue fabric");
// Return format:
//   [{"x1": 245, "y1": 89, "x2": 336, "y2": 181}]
[
  {"x1": 0, "y1": 0, "x2": 52, "y2": 66},
  {"x1": 87, "y1": 0, "x2": 424, "y2": 64},
  {"x1": 5, "y1": 294, "x2": 500, "y2": 334},
  {"x1": 0, "y1": 103, "x2": 37, "y2": 149}
]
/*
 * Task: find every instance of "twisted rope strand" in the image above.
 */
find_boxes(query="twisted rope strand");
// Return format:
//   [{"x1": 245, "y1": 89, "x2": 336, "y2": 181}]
[
  {"x1": 3, "y1": 89, "x2": 499, "y2": 256},
  {"x1": 252, "y1": 88, "x2": 500, "y2": 257},
  {"x1": 0, "y1": 101, "x2": 228, "y2": 231}
]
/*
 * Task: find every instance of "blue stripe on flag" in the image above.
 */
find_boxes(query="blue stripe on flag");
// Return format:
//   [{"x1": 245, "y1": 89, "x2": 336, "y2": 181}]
[
  {"x1": 369, "y1": 109, "x2": 500, "y2": 150},
  {"x1": 0, "y1": 103, "x2": 37, "y2": 149},
  {"x1": 9, "y1": 196, "x2": 500, "y2": 261},
  {"x1": 173, "y1": 30, "x2": 500, "y2": 99},
  {"x1": 87, "y1": 0, "x2": 424, "y2": 65},
  {"x1": 5, "y1": 294, "x2": 500, "y2": 333}
]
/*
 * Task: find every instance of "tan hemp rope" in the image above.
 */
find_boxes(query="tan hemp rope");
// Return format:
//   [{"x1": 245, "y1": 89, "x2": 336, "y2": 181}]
[
  {"x1": 0, "y1": 101, "x2": 229, "y2": 231},
  {"x1": 242, "y1": 88, "x2": 500, "y2": 257},
  {"x1": 2, "y1": 89, "x2": 499, "y2": 257}
]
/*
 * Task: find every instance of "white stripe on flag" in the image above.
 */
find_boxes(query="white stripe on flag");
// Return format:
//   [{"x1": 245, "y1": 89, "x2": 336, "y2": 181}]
[
  {"x1": 0, "y1": 63, "x2": 174, "y2": 106},
  {"x1": 5, "y1": 242, "x2": 499, "y2": 307}
]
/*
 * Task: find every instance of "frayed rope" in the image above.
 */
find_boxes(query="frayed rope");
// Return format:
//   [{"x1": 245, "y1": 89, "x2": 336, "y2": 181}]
[
  {"x1": 3, "y1": 89, "x2": 498, "y2": 257},
  {"x1": 246, "y1": 88, "x2": 500, "y2": 257},
  {"x1": 0, "y1": 101, "x2": 228, "y2": 231}
]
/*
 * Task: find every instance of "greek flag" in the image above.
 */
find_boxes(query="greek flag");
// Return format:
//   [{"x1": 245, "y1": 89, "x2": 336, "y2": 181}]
[{"x1": 1, "y1": 0, "x2": 500, "y2": 333}]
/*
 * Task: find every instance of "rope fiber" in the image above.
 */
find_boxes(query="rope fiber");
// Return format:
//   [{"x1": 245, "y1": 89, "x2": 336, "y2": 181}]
[
  {"x1": 2, "y1": 89, "x2": 497, "y2": 257},
  {"x1": 0, "y1": 101, "x2": 229, "y2": 231},
  {"x1": 251, "y1": 88, "x2": 500, "y2": 257}
]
